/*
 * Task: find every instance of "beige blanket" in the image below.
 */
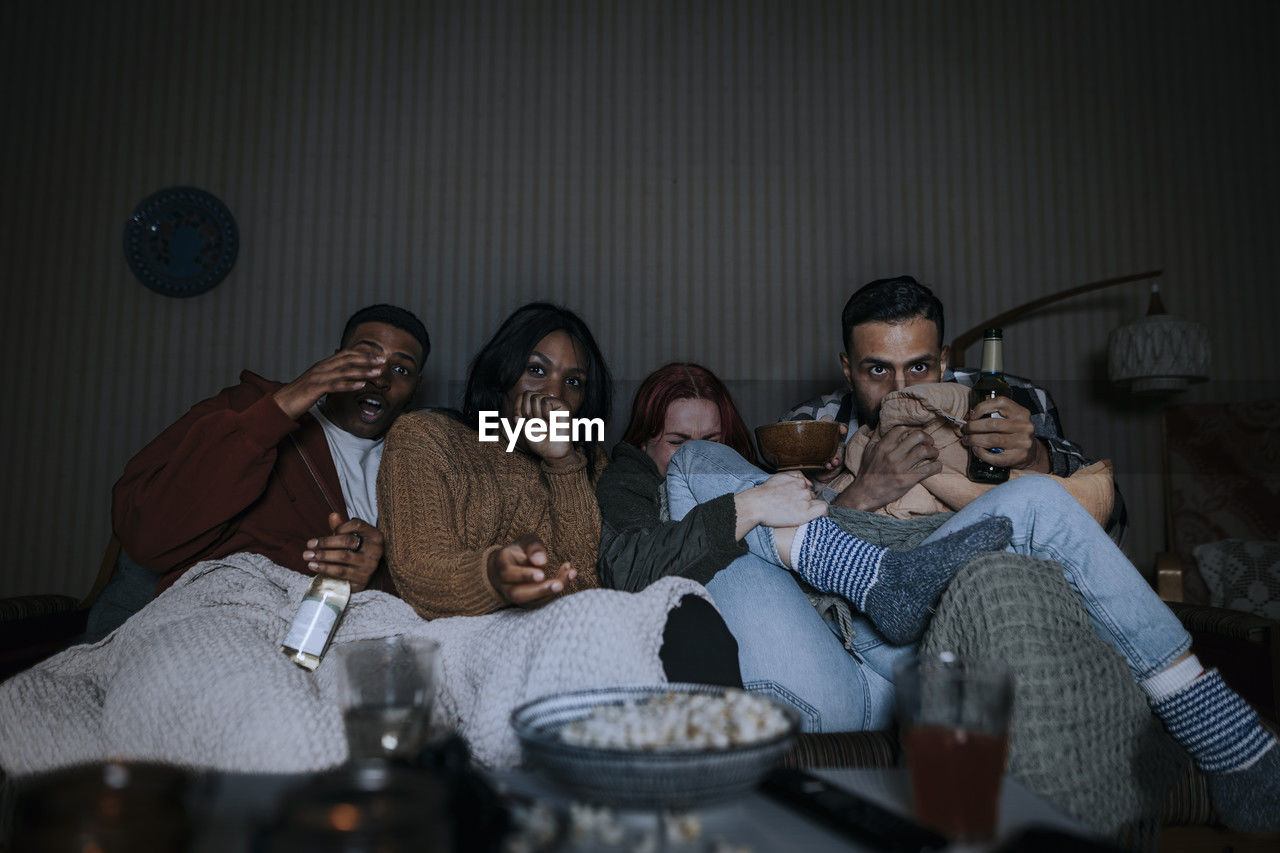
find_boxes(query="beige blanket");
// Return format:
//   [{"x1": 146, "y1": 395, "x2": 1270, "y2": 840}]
[{"x1": 827, "y1": 384, "x2": 1114, "y2": 526}]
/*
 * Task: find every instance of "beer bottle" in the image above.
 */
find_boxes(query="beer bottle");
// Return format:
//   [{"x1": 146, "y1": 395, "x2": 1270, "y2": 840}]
[
  {"x1": 281, "y1": 575, "x2": 351, "y2": 670},
  {"x1": 966, "y1": 328, "x2": 1012, "y2": 484}
]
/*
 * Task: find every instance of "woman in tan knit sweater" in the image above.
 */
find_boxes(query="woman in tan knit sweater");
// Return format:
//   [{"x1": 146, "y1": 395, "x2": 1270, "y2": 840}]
[{"x1": 378, "y1": 302, "x2": 740, "y2": 683}]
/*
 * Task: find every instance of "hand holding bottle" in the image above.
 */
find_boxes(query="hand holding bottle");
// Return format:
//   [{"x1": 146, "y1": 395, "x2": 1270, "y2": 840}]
[
  {"x1": 966, "y1": 328, "x2": 1013, "y2": 484},
  {"x1": 303, "y1": 512, "x2": 384, "y2": 592},
  {"x1": 961, "y1": 397, "x2": 1047, "y2": 471}
]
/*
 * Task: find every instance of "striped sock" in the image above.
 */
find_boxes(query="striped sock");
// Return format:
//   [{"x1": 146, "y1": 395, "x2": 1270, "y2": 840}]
[
  {"x1": 1149, "y1": 668, "x2": 1275, "y2": 773},
  {"x1": 791, "y1": 517, "x2": 885, "y2": 610},
  {"x1": 791, "y1": 515, "x2": 1012, "y2": 645}
]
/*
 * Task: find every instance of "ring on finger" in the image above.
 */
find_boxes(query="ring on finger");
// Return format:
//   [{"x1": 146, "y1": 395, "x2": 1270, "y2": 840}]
[{"x1": 350, "y1": 531, "x2": 364, "y2": 553}]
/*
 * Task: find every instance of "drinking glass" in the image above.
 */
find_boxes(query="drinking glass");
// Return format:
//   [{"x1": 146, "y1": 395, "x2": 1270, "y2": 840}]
[
  {"x1": 336, "y1": 636, "x2": 439, "y2": 762},
  {"x1": 895, "y1": 652, "x2": 1014, "y2": 842}
]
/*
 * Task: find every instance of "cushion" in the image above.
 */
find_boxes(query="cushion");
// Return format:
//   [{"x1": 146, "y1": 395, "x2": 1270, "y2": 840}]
[{"x1": 1192, "y1": 539, "x2": 1280, "y2": 620}]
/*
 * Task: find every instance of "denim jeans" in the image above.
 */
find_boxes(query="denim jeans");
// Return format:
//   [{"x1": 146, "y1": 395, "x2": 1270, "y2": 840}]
[
  {"x1": 665, "y1": 440, "x2": 1191, "y2": 732},
  {"x1": 666, "y1": 442, "x2": 906, "y2": 731},
  {"x1": 923, "y1": 475, "x2": 1190, "y2": 679}
]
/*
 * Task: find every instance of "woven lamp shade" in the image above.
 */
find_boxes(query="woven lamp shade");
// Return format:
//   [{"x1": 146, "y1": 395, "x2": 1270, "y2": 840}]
[{"x1": 1107, "y1": 286, "x2": 1210, "y2": 394}]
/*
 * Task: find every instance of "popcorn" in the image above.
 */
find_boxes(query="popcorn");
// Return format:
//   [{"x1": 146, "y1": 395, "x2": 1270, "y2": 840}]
[
  {"x1": 663, "y1": 811, "x2": 702, "y2": 844},
  {"x1": 559, "y1": 689, "x2": 791, "y2": 751}
]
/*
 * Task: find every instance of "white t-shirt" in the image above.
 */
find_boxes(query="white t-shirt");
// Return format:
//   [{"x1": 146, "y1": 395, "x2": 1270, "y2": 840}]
[{"x1": 310, "y1": 405, "x2": 384, "y2": 524}]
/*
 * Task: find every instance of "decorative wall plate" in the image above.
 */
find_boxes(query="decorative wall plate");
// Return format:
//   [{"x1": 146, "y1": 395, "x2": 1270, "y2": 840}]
[{"x1": 124, "y1": 186, "x2": 238, "y2": 297}]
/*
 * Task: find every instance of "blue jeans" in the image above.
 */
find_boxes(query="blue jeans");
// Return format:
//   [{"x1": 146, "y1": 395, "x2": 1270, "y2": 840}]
[
  {"x1": 665, "y1": 440, "x2": 1191, "y2": 732},
  {"x1": 666, "y1": 442, "x2": 907, "y2": 731}
]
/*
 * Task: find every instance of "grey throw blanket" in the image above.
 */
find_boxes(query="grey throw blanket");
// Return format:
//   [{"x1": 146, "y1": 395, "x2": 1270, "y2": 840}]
[
  {"x1": 0, "y1": 554, "x2": 707, "y2": 777},
  {"x1": 828, "y1": 508, "x2": 1188, "y2": 836}
]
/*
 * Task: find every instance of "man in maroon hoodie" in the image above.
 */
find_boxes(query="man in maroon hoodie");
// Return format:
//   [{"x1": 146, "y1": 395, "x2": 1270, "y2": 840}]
[{"x1": 113, "y1": 304, "x2": 428, "y2": 596}]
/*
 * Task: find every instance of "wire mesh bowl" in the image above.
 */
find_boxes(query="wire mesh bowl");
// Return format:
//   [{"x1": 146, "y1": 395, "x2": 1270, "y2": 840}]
[{"x1": 510, "y1": 684, "x2": 800, "y2": 809}]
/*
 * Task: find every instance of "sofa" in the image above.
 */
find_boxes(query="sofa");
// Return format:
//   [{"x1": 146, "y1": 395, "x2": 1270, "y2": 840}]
[{"x1": 3, "y1": 401, "x2": 1279, "y2": 850}]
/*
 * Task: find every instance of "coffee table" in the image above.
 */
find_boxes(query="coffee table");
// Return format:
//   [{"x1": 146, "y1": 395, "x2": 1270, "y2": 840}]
[
  {"x1": 475, "y1": 766, "x2": 1091, "y2": 852},
  {"x1": 188, "y1": 765, "x2": 1092, "y2": 852}
]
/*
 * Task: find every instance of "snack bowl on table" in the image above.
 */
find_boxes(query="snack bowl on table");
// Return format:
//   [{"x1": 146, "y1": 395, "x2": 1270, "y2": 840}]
[
  {"x1": 754, "y1": 420, "x2": 842, "y2": 472},
  {"x1": 510, "y1": 683, "x2": 801, "y2": 809}
]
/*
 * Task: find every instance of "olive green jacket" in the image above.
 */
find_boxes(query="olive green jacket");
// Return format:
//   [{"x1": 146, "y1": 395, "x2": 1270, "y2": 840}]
[{"x1": 595, "y1": 442, "x2": 746, "y2": 592}]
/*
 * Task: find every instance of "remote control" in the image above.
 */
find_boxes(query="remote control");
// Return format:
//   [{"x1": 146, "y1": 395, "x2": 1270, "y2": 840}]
[{"x1": 760, "y1": 768, "x2": 948, "y2": 852}]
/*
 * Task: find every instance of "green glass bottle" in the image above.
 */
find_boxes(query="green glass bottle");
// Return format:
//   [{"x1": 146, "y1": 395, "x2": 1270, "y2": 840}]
[{"x1": 967, "y1": 328, "x2": 1012, "y2": 484}]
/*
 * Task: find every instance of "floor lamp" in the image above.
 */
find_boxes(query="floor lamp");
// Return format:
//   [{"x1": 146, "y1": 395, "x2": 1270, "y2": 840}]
[{"x1": 950, "y1": 269, "x2": 1211, "y2": 394}]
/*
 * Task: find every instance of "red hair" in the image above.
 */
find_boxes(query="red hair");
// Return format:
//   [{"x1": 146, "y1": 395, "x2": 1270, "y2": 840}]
[{"x1": 620, "y1": 363, "x2": 757, "y2": 465}]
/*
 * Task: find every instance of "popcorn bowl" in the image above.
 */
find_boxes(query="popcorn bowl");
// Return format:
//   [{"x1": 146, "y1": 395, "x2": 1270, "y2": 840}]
[{"x1": 510, "y1": 684, "x2": 801, "y2": 809}]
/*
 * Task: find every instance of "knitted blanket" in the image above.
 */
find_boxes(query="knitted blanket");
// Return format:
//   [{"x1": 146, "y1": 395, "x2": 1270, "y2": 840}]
[
  {"x1": 829, "y1": 510, "x2": 1188, "y2": 835},
  {"x1": 923, "y1": 552, "x2": 1189, "y2": 834},
  {"x1": 0, "y1": 553, "x2": 706, "y2": 777}
]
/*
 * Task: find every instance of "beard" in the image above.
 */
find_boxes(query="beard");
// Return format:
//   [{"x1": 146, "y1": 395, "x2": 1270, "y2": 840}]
[{"x1": 853, "y1": 388, "x2": 882, "y2": 431}]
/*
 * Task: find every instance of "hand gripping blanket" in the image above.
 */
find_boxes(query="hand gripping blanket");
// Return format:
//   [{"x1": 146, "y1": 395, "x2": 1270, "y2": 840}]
[
  {"x1": 826, "y1": 383, "x2": 1115, "y2": 527},
  {"x1": 0, "y1": 553, "x2": 708, "y2": 777}
]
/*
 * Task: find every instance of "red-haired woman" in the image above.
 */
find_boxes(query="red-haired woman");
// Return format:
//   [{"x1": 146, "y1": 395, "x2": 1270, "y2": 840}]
[
  {"x1": 618, "y1": 363, "x2": 758, "y2": 472},
  {"x1": 596, "y1": 363, "x2": 1010, "y2": 732},
  {"x1": 597, "y1": 363, "x2": 823, "y2": 592}
]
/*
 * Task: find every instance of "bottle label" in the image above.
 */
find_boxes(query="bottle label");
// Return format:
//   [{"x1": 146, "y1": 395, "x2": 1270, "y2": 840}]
[{"x1": 283, "y1": 598, "x2": 341, "y2": 656}]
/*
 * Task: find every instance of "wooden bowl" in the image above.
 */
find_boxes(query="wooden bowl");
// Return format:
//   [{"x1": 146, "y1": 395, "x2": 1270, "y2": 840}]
[{"x1": 754, "y1": 420, "x2": 842, "y2": 472}]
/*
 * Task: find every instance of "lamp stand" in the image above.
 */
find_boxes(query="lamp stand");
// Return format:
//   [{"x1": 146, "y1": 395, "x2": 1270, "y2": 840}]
[{"x1": 950, "y1": 270, "x2": 1163, "y2": 368}]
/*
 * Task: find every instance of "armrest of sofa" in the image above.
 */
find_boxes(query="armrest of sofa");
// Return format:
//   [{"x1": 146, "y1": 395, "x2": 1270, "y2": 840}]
[
  {"x1": 0, "y1": 595, "x2": 88, "y2": 681},
  {"x1": 1155, "y1": 552, "x2": 1212, "y2": 605},
  {"x1": 1167, "y1": 602, "x2": 1280, "y2": 724},
  {"x1": 1156, "y1": 552, "x2": 1186, "y2": 602},
  {"x1": 1168, "y1": 602, "x2": 1278, "y2": 646}
]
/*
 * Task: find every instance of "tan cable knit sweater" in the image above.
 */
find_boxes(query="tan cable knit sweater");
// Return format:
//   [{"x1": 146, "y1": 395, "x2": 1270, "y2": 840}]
[{"x1": 378, "y1": 410, "x2": 603, "y2": 619}]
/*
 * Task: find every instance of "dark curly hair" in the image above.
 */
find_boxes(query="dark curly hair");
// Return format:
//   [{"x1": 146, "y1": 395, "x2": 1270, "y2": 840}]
[
  {"x1": 340, "y1": 304, "x2": 431, "y2": 359},
  {"x1": 841, "y1": 276, "x2": 945, "y2": 352}
]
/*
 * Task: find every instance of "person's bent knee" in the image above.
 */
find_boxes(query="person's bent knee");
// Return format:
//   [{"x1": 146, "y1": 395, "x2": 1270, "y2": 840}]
[
  {"x1": 999, "y1": 474, "x2": 1078, "y2": 509},
  {"x1": 669, "y1": 439, "x2": 739, "y2": 473}
]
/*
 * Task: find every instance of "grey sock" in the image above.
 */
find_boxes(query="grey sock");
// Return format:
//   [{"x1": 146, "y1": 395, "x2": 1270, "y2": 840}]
[
  {"x1": 866, "y1": 516, "x2": 1013, "y2": 645},
  {"x1": 1206, "y1": 741, "x2": 1280, "y2": 832}
]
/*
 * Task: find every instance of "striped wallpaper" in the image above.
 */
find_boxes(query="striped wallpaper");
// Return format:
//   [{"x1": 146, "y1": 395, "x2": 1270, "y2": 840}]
[{"x1": 1, "y1": 0, "x2": 1276, "y2": 597}]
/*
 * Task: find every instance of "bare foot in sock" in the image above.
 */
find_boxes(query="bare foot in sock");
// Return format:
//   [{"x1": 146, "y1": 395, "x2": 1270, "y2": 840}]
[
  {"x1": 1207, "y1": 742, "x2": 1280, "y2": 832},
  {"x1": 866, "y1": 516, "x2": 1013, "y2": 644}
]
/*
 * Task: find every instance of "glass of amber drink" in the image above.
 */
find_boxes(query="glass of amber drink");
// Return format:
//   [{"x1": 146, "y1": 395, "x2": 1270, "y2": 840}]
[{"x1": 895, "y1": 653, "x2": 1014, "y2": 842}]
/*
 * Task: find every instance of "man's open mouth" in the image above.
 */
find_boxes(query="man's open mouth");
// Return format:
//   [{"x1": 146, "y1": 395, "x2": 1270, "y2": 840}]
[{"x1": 357, "y1": 396, "x2": 386, "y2": 423}]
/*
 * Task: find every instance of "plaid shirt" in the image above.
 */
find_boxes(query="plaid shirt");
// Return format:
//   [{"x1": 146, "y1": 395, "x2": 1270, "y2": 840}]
[{"x1": 781, "y1": 369, "x2": 1127, "y2": 540}]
